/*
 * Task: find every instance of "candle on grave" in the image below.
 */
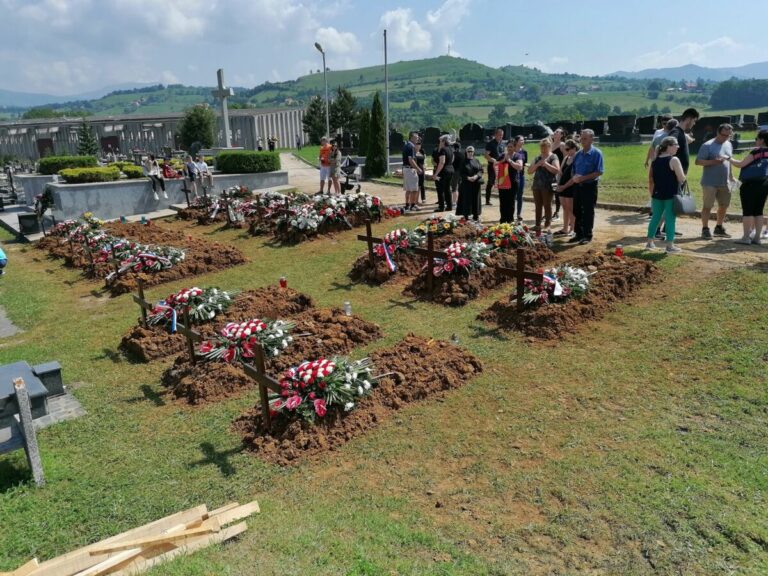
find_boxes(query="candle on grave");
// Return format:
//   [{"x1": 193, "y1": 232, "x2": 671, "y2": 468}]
[
  {"x1": 279, "y1": 276, "x2": 287, "y2": 288},
  {"x1": 120, "y1": 215, "x2": 126, "y2": 223},
  {"x1": 140, "y1": 216, "x2": 146, "y2": 225},
  {"x1": 614, "y1": 244, "x2": 624, "y2": 258}
]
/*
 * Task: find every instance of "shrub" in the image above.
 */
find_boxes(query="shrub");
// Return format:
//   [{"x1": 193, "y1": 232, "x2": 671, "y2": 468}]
[
  {"x1": 215, "y1": 151, "x2": 281, "y2": 174},
  {"x1": 58, "y1": 166, "x2": 121, "y2": 184},
  {"x1": 109, "y1": 161, "x2": 136, "y2": 171},
  {"x1": 121, "y1": 165, "x2": 144, "y2": 179},
  {"x1": 39, "y1": 155, "x2": 98, "y2": 175}
]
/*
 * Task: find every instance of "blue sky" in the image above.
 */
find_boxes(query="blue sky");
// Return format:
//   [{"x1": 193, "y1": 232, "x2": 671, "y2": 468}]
[{"x1": 0, "y1": 0, "x2": 765, "y2": 95}]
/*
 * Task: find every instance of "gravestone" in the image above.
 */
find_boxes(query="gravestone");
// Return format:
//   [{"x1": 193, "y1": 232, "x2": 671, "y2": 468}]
[
  {"x1": 459, "y1": 123, "x2": 484, "y2": 146},
  {"x1": 691, "y1": 116, "x2": 731, "y2": 153},
  {"x1": 757, "y1": 112, "x2": 768, "y2": 125},
  {"x1": 422, "y1": 127, "x2": 441, "y2": 154},
  {"x1": 389, "y1": 129, "x2": 405, "y2": 153},
  {"x1": 505, "y1": 124, "x2": 526, "y2": 140},
  {"x1": 550, "y1": 121, "x2": 578, "y2": 136},
  {"x1": 0, "y1": 361, "x2": 49, "y2": 428},
  {"x1": 603, "y1": 115, "x2": 639, "y2": 142},
  {"x1": 636, "y1": 115, "x2": 657, "y2": 135},
  {"x1": 741, "y1": 114, "x2": 757, "y2": 130},
  {"x1": 582, "y1": 120, "x2": 606, "y2": 136}
]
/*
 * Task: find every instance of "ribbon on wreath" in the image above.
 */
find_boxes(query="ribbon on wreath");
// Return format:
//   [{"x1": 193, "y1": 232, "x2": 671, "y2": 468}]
[
  {"x1": 379, "y1": 243, "x2": 397, "y2": 272},
  {"x1": 543, "y1": 271, "x2": 563, "y2": 297},
  {"x1": 153, "y1": 301, "x2": 178, "y2": 333}
]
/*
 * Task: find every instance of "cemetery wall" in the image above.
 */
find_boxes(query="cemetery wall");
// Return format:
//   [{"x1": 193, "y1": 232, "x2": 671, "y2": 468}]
[
  {"x1": 15, "y1": 174, "x2": 56, "y2": 206},
  {"x1": 48, "y1": 171, "x2": 288, "y2": 221}
]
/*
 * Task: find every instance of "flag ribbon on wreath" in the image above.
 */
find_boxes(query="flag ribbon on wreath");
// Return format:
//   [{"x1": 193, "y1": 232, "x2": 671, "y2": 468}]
[
  {"x1": 154, "y1": 301, "x2": 177, "y2": 333},
  {"x1": 543, "y1": 271, "x2": 563, "y2": 297},
  {"x1": 380, "y1": 243, "x2": 397, "y2": 272}
]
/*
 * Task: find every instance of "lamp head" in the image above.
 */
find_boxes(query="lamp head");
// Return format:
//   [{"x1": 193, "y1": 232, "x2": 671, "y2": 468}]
[{"x1": 314, "y1": 42, "x2": 324, "y2": 54}]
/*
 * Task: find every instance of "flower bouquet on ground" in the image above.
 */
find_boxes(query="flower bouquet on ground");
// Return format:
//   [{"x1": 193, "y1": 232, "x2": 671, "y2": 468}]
[
  {"x1": 268, "y1": 357, "x2": 377, "y2": 423},
  {"x1": 225, "y1": 185, "x2": 251, "y2": 198},
  {"x1": 147, "y1": 287, "x2": 234, "y2": 328},
  {"x1": 414, "y1": 215, "x2": 465, "y2": 237},
  {"x1": 479, "y1": 222, "x2": 536, "y2": 250},
  {"x1": 199, "y1": 318, "x2": 295, "y2": 363},
  {"x1": 432, "y1": 241, "x2": 491, "y2": 277},
  {"x1": 106, "y1": 244, "x2": 186, "y2": 282},
  {"x1": 374, "y1": 227, "x2": 425, "y2": 259},
  {"x1": 521, "y1": 264, "x2": 593, "y2": 306}
]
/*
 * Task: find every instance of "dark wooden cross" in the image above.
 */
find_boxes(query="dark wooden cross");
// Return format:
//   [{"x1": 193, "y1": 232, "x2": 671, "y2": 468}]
[
  {"x1": 131, "y1": 278, "x2": 152, "y2": 327},
  {"x1": 241, "y1": 343, "x2": 283, "y2": 431},
  {"x1": 176, "y1": 307, "x2": 203, "y2": 365},
  {"x1": 356, "y1": 219, "x2": 384, "y2": 268},
  {"x1": 410, "y1": 232, "x2": 445, "y2": 294},
  {"x1": 494, "y1": 247, "x2": 545, "y2": 311},
  {"x1": 181, "y1": 182, "x2": 192, "y2": 208}
]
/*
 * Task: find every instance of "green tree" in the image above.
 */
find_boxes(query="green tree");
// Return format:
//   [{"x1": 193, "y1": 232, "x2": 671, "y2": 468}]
[
  {"x1": 177, "y1": 104, "x2": 215, "y2": 150},
  {"x1": 365, "y1": 92, "x2": 387, "y2": 177},
  {"x1": 76, "y1": 121, "x2": 99, "y2": 156},
  {"x1": 329, "y1": 87, "x2": 358, "y2": 136},
  {"x1": 303, "y1": 96, "x2": 327, "y2": 145},
  {"x1": 357, "y1": 108, "x2": 370, "y2": 156},
  {"x1": 487, "y1": 104, "x2": 509, "y2": 128}
]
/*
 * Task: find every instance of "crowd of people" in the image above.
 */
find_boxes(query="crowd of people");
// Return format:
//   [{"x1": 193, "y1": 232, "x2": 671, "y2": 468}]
[{"x1": 396, "y1": 108, "x2": 768, "y2": 252}]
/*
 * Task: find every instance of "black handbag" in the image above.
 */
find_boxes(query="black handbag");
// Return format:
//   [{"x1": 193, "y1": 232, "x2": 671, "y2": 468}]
[
  {"x1": 673, "y1": 181, "x2": 696, "y2": 215},
  {"x1": 739, "y1": 151, "x2": 768, "y2": 182}
]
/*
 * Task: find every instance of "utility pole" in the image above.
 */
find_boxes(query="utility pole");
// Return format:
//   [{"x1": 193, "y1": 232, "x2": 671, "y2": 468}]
[{"x1": 384, "y1": 29, "x2": 390, "y2": 176}]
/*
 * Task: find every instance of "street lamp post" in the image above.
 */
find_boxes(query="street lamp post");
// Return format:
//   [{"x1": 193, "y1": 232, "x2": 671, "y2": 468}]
[
  {"x1": 314, "y1": 42, "x2": 330, "y2": 138},
  {"x1": 384, "y1": 29, "x2": 390, "y2": 176}
]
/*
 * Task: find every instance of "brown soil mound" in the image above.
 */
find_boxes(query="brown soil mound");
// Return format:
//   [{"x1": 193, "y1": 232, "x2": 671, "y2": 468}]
[
  {"x1": 162, "y1": 308, "x2": 382, "y2": 404},
  {"x1": 404, "y1": 244, "x2": 556, "y2": 306},
  {"x1": 478, "y1": 251, "x2": 659, "y2": 339},
  {"x1": 120, "y1": 325, "x2": 188, "y2": 362},
  {"x1": 120, "y1": 287, "x2": 316, "y2": 363},
  {"x1": 233, "y1": 333, "x2": 484, "y2": 466},
  {"x1": 348, "y1": 223, "x2": 482, "y2": 285}
]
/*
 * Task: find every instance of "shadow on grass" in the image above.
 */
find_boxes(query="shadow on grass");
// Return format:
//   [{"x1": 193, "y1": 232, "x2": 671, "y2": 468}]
[
  {"x1": 94, "y1": 348, "x2": 142, "y2": 365},
  {"x1": 329, "y1": 279, "x2": 355, "y2": 292},
  {"x1": 187, "y1": 441, "x2": 242, "y2": 478},
  {"x1": 125, "y1": 384, "x2": 168, "y2": 407},
  {"x1": 385, "y1": 297, "x2": 420, "y2": 311},
  {"x1": 0, "y1": 458, "x2": 32, "y2": 492},
  {"x1": 607, "y1": 212, "x2": 649, "y2": 226},
  {"x1": 469, "y1": 322, "x2": 511, "y2": 342},
  {"x1": 748, "y1": 261, "x2": 768, "y2": 273},
  {"x1": 622, "y1": 250, "x2": 670, "y2": 263}
]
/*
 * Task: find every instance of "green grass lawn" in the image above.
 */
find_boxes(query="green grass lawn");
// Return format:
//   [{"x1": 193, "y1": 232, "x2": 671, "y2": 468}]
[{"x1": 0, "y1": 215, "x2": 767, "y2": 575}]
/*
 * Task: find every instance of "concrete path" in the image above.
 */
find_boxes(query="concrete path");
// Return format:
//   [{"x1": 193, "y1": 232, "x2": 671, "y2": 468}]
[
  {"x1": 0, "y1": 305, "x2": 21, "y2": 339},
  {"x1": 281, "y1": 153, "x2": 768, "y2": 268}
]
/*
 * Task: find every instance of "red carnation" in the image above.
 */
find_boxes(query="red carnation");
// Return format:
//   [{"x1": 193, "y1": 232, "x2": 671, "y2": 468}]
[{"x1": 313, "y1": 398, "x2": 327, "y2": 417}]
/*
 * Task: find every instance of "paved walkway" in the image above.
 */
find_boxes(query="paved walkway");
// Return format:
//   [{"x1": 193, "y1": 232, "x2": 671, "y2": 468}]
[
  {"x1": 281, "y1": 153, "x2": 768, "y2": 268},
  {"x1": 0, "y1": 305, "x2": 21, "y2": 339}
]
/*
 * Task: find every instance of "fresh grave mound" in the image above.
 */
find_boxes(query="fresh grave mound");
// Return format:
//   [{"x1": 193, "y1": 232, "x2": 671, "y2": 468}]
[
  {"x1": 478, "y1": 251, "x2": 659, "y2": 339},
  {"x1": 233, "y1": 333, "x2": 484, "y2": 466},
  {"x1": 102, "y1": 223, "x2": 247, "y2": 296},
  {"x1": 404, "y1": 243, "x2": 556, "y2": 306},
  {"x1": 120, "y1": 287, "x2": 315, "y2": 362},
  {"x1": 349, "y1": 221, "x2": 481, "y2": 285},
  {"x1": 161, "y1": 308, "x2": 382, "y2": 405}
]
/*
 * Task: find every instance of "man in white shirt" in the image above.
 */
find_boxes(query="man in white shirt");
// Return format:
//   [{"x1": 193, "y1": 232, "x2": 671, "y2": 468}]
[{"x1": 195, "y1": 155, "x2": 214, "y2": 191}]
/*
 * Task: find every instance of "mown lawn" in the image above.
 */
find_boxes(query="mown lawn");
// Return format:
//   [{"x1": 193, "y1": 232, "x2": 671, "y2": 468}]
[{"x1": 0, "y1": 218, "x2": 766, "y2": 575}]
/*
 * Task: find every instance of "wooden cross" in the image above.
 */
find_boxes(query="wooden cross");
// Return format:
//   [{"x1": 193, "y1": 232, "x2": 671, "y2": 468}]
[
  {"x1": 131, "y1": 278, "x2": 151, "y2": 327},
  {"x1": 176, "y1": 307, "x2": 203, "y2": 365},
  {"x1": 410, "y1": 232, "x2": 444, "y2": 294},
  {"x1": 240, "y1": 343, "x2": 282, "y2": 431},
  {"x1": 181, "y1": 182, "x2": 192, "y2": 208},
  {"x1": 356, "y1": 219, "x2": 384, "y2": 267},
  {"x1": 494, "y1": 247, "x2": 545, "y2": 311}
]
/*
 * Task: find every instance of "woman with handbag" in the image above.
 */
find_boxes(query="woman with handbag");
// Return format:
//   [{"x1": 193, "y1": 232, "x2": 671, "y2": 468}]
[
  {"x1": 728, "y1": 129, "x2": 768, "y2": 245},
  {"x1": 646, "y1": 137, "x2": 686, "y2": 253}
]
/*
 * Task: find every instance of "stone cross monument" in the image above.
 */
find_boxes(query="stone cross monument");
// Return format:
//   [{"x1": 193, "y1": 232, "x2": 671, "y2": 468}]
[{"x1": 212, "y1": 68, "x2": 235, "y2": 148}]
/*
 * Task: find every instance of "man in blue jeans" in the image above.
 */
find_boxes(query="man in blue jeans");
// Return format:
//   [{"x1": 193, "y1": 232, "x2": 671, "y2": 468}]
[{"x1": 567, "y1": 129, "x2": 604, "y2": 245}]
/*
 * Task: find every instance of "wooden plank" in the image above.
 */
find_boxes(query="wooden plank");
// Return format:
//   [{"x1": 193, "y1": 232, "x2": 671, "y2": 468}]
[
  {"x1": 109, "y1": 522, "x2": 248, "y2": 576},
  {"x1": 72, "y1": 549, "x2": 143, "y2": 576},
  {"x1": 207, "y1": 502, "x2": 240, "y2": 517},
  {"x1": 88, "y1": 520, "x2": 221, "y2": 555},
  {"x1": 29, "y1": 506, "x2": 208, "y2": 576},
  {"x1": 0, "y1": 558, "x2": 39, "y2": 576},
  {"x1": 208, "y1": 501, "x2": 260, "y2": 526}
]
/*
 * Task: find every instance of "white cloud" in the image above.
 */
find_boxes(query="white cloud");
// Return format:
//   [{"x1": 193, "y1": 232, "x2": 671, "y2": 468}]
[
  {"x1": 316, "y1": 27, "x2": 361, "y2": 55},
  {"x1": 634, "y1": 36, "x2": 744, "y2": 69},
  {"x1": 522, "y1": 56, "x2": 570, "y2": 73},
  {"x1": 380, "y1": 8, "x2": 432, "y2": 53}
]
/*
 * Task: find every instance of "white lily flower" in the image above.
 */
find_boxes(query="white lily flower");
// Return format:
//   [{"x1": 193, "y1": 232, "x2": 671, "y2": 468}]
[{"x1": 344, "y1": 402, "x2": 354, "y2": 411}]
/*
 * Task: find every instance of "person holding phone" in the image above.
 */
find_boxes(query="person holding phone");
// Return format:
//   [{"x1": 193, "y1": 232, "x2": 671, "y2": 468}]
[{"x1": 696, "y1": 123, "x2": 734, "y2": 239}]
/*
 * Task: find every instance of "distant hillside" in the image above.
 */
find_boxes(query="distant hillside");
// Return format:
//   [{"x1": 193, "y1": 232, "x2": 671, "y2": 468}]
[
  {"x1": 0, "y1": 83, "x2": 154, "y2": 108},
  {"x1": 609, "y1": 61, "x2": 768, "y2": 82}
]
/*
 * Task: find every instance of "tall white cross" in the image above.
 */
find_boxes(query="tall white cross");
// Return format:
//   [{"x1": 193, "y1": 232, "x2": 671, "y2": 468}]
[{"x1": 212, "y1": 68, "x2": 234, "y2": 148}]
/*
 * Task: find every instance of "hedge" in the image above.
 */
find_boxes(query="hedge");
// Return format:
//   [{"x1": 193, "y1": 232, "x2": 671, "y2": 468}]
[
  {"x1": 58, "y1": 166, "x2": 121, "y2": 184},
  {"x1": 215, "y1": 151, "x2": 280, "y2": 174},
  {"x1": 121, "y1": 165, "x2": 144, "y2": 179},
  {"x1": 39, "y1": 155, "x2": 98, "y2": 175}
]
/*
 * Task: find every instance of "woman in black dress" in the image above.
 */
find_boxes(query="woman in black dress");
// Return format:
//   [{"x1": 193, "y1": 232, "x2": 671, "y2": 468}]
[
  {"x1": 456, "y1": 146, "x2": 483, "y2": 220},
  {"x1": 414, "y1": 140, "x2": 426, "y2": 204},
  {"x1": 553, "y1": 139, "x2": 579, "y2": 237}
]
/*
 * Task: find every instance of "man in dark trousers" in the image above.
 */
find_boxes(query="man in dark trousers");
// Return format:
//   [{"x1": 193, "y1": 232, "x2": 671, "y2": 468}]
[
  {"x1": 567, "y1": 129, "x2": 604, "y2": 245},
  {"x1": 484, "y1": 128, "x2": 504, "y2": 206}
]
